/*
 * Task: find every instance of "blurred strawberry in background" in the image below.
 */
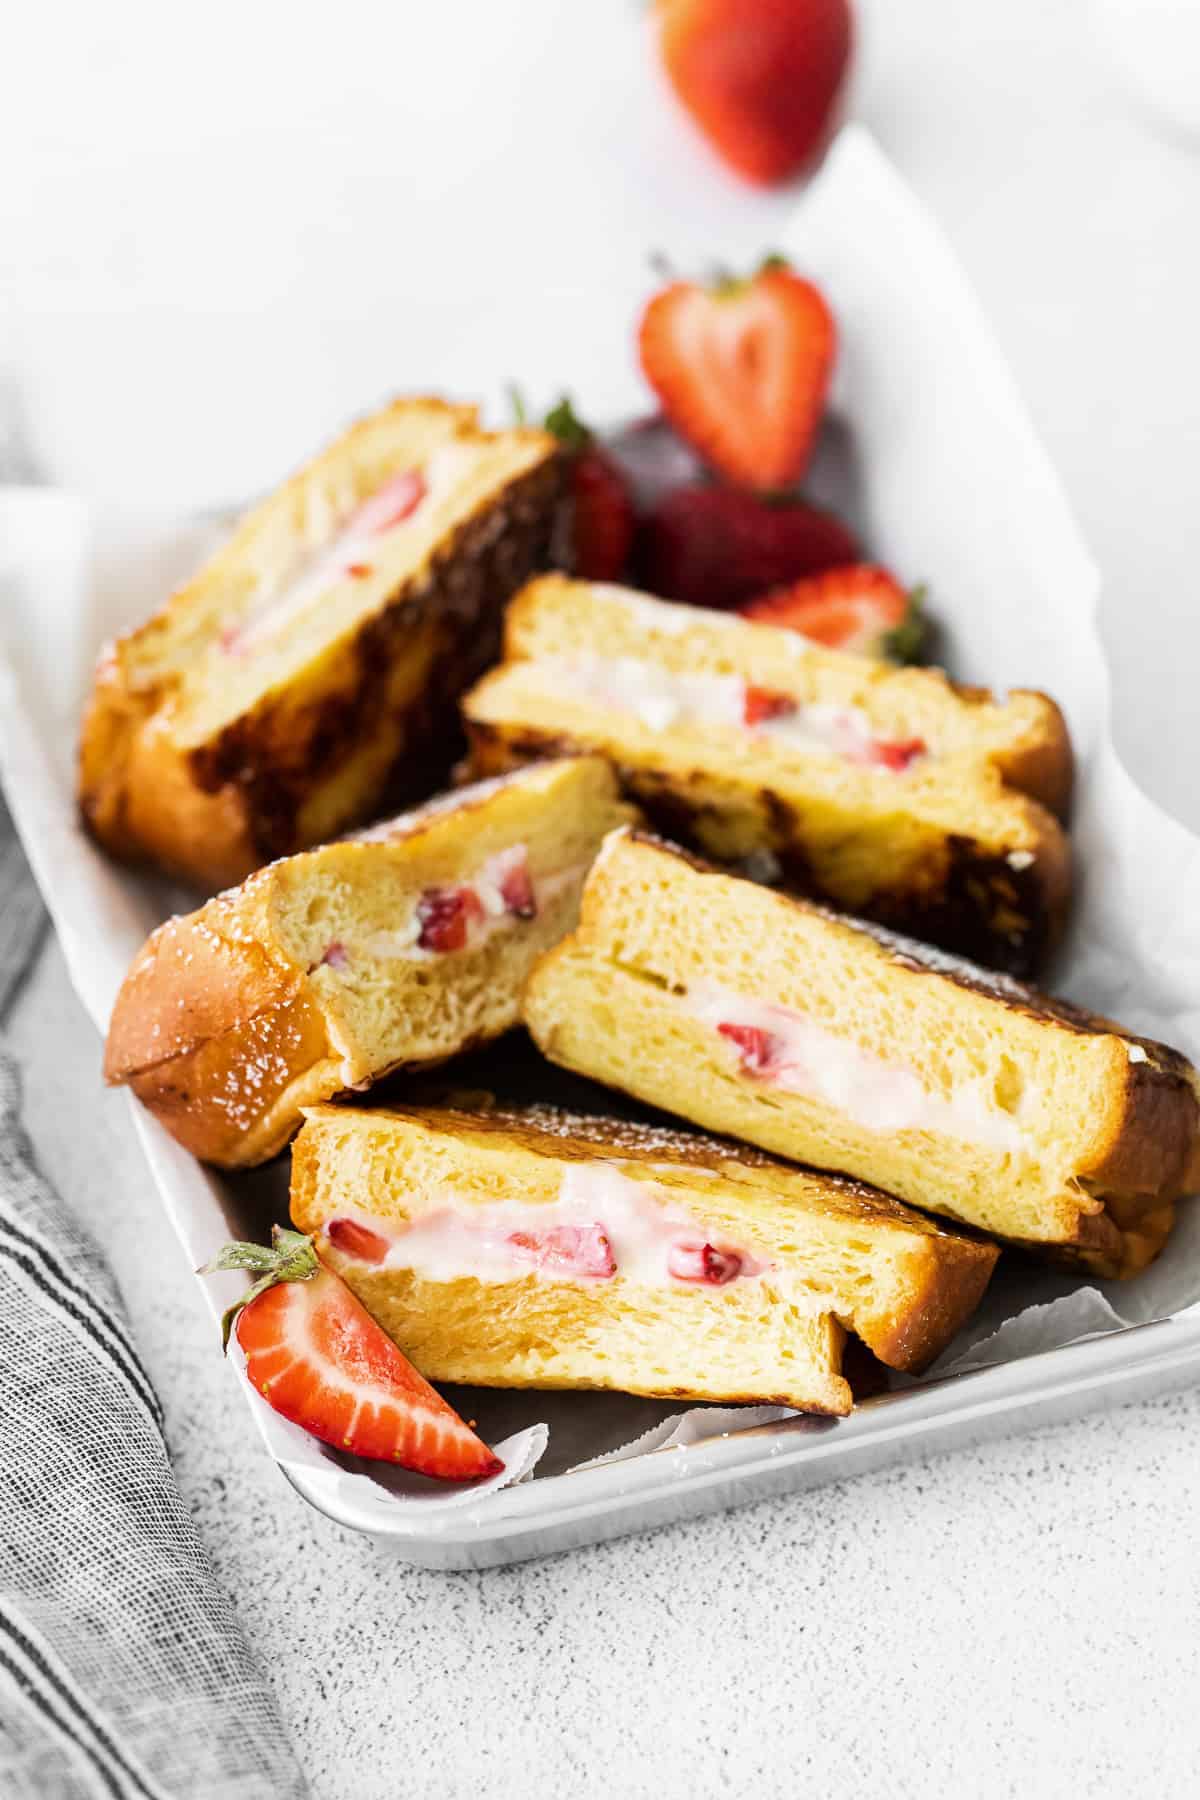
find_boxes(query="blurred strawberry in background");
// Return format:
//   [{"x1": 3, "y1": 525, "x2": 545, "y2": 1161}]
[
  {"x1": 654, "y1": 0, "x2": 853, "y2": 186},
  {"x1": 638, "y1": 483, "x2": 857, "y2": 609},
  {"x1": 638, "y1": 256, "x2": 836, "y2": 490},
  {"x1": 519, "y1": 392, "x2": 637, "y2": 581},
  {"x1": 740, "y1": 565, "x2": 926, "y2": 660},
  {"x1": 543, "y1": 396, "x2": 637, "y2": 580}
]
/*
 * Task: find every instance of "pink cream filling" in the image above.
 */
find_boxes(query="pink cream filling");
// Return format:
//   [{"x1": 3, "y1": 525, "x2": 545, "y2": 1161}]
[
  {"x1": 324, "y1": 1163, "x2": 768, "y2": 1289},
  {"x1": 220, "y1": 466, "x2": 429, "y2": 658},
  {"x1": 542, "y1": 654, "x2": 926, "y2": 772},
  {"x1": 688, "y1": 981, "x2": 1030, "y2": 1154}
]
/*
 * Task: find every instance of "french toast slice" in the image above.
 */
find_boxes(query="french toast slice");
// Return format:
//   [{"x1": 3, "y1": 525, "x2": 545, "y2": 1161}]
[
  {"x1": 103, "y1": 759, "x2": 635, "y2": 1167},
  {"x1": 463, "y1": 576, "x2": 1073, "y2": 974},
  {"x1": 289, "y1": 1100, "x2": 999, "y2": 1413},
  {"x1": 523, "y1": 830, "x2": 1200, "y2": 1278},
  {"x1": 80, "y1": 397, "x2": 564, "y2": 889}
]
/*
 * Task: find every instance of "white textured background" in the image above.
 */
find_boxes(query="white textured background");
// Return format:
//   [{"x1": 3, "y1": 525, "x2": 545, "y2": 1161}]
[{"x1": 5, "y1": 3, "x2": 1200, "y2": 1795}]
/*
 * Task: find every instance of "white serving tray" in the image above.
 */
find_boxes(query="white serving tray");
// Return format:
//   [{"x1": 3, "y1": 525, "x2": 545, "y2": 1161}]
[{"x1": 3, "y1": 128, "x2": 1200, "y2": 1568}]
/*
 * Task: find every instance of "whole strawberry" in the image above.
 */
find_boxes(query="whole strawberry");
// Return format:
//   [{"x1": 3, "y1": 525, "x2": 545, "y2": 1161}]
[
  {"x1": 655, "y1": 0, "x2": 853, "y2": 186},
  {"x1": 639, "y1": 257, "x2": 836, "y2": 491},
  {"x1": 638, "y1": 482, "x2": 857, "y2": 610},
  {"x1": 543, "y1": 396, "x2": 637, "y2": 582}
]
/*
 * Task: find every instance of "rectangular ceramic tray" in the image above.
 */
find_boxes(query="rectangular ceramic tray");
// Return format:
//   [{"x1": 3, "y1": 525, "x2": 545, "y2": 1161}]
[{"x1": 4, "y1": 128, "x2": 1200, "y2": 1567}]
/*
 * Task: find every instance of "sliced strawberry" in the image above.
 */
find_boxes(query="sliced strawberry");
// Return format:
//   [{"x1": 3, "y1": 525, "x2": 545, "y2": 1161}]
[
  {"x1": 507, "y1": 1224, "x2": 617, "y2": 1279},
  {"x1": 416, "y1": 886, "x2": 486, "y2": 953},
  {"x1": 743, "y1": 685, "x2": 797, "y2": 726},
  {"x1": 542, "y1": 396, "x2": 636, "y2": 581},
  {"x1": 740, "y1": 565, "x2": 925, "y2": 662},
  {"x1": 201, "y1": 1228, "x2": 502, "y2": 1479},
  {"x1": 717, "y1": 1022, "x2": 776, "y2": 1072},
  {"x1": 667, "y1": 1241, "x2": 743, "y2": 1285},
  {"x1": 498, "y1": 857, "x2": 537, "y2": 920},
  {"x1": 638, "y1": 258, "x2": 836, "y2": 491},
  {"x1": 638, "y1": 483, "x2": 858, "y2": 610},
  {"x1": 326, "y1": 1217, "x2": 390, "y2": 1265},
  {"x1": 347, "y1": 468, "x2": 427, "y2": 538}
]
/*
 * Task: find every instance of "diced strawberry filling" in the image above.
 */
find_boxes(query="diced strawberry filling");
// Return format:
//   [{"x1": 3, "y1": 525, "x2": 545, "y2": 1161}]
[
  {"x1": 507, "y1": 1224, "x2": 617, "y2": 1279},
  {"x1": 743, "y1": 685, "x2": 798, "y2": 727},
  {"x1": 347, "y1": 468, "x2": 427, "y2": 537},
  {"x1": 326, "y1": 1217, "x2": 391, "y2": 1265},
  {"x1": 415, "y1": 886, "x2": 487, "y2": 953},
  {"x1": 320, "y1": 940, "x2": 349, "y2": 971},
  {"x1": 865, "y1": 735, "x2": 926, "y2": 772},
  {"x1": 717, "y1": 1021, "x2": 778, "y2": 1073},
  {"x1": 347, "y1": 562, "x2": 373, "y2": 579},
  {"x1": 666, "y1": 1241, "x2": 743, "y2": 1285},
  {"x1": 498, "y1": 856, "x2": 537, "y2": 920}
]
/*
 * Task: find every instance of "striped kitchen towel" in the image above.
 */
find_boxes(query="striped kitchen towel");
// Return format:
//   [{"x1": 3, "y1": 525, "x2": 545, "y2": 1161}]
[{"x1": 0, "y1": 788, "x2": 306, "y2": 1799}]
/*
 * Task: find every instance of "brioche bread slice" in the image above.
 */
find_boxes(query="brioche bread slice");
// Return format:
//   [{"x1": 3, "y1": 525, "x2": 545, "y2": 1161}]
[
  {"x1": 523, "y1": 830, "x2": 1200, "y2": 1278},
  {"x1": 290, "y1": 1101, "x2": 999, "y2": 1413},
  {"x1": 103, "y1": 759, "x2": 635, "y2": 1167},
  {"x1": 80, "y1": 397, "x2": 564, "y2": 889},
  {"x1": 463, "y1": 576, "x2": 1072, "y2": 974}
]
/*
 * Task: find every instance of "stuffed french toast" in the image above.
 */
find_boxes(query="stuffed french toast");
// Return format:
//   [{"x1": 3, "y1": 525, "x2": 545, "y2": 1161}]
[
  {"x1": 80, "y1": 397, "x2": 564, "y2": 890},
  {"x1": 463, "y1": 576, "x2": 1073, "y2": 974},
  {"x1": 291, "y1": 1099, "x2": 999, "y2": 1415},
  {"x1": 523, "y1": 830, "x2": 1200, "y2": 1278},
  {"x1": 103, "y1": 759, "x2": 635, "y2": 1167}
]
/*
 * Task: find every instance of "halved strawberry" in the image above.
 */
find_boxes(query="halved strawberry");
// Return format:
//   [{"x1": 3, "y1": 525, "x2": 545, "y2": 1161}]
[
  {"x1": 666, "y1": 1241, "x2": 743, "y2": 1285},
  {"x1": 507, "y1": 1224, "x2": 616, "y2": 1279},
  {"x1": 740, "y1": 565, "x2": 925, "y2": 662},
  {"x1": 638, "y1": 257, "x2": 836, "y2": 491},
  {"x1": 326, "y1": 1217, "x2": 390, "y2": 1265},
  {"x1": 717, "y1": 1021, "x2": 776, "y2": 1072},
  {"x1": 743, "y1": 685, "x2": 797, "y2": 726},
  {"x1": 348, "y1": 468, "x2": 427, "y2": 537},
  {"x1": 638, "y1": 483, "x2": 858, "y2": 610},
  {"x1": 202, "y1": 1228, "x2": 502, "y2": 1479},
  {"x1": 416, "y1": 886, "x2": 486, "y2": 953},
  {"x1": 542, "y1": 396, "x2": 636, "y2": 582}
]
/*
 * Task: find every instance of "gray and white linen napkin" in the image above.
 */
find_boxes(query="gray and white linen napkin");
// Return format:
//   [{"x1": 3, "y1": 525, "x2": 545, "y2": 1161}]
[{"x1": 0, "y1": 789, "x2": 306, "y2": 1799}]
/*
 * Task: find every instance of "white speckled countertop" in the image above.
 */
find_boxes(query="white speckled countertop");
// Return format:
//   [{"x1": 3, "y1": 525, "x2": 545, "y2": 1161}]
[{"x1": 5, "y1": 2, "x2": 1200, "y2": 1793}]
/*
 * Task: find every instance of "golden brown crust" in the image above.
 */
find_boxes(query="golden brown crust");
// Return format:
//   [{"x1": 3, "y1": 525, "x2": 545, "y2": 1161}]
[
  {"x1": 80, "y1": 404, "x2": 565, "y2": 890},
  {"x1": 987, "y1": 689, "x2": 1074, "y2": 819},
  {"x1": 865, "y1": 1242, "x2": 998, "y2": 1371},
  {"x1": 103, "y1": 903, "x2": 335, "y2": 1165},
  {"x1": 124, "y1": 993, "x2": 336, "y2": 1166}
]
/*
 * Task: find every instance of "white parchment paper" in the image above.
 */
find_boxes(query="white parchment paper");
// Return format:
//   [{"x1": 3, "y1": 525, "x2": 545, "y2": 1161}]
[{"x1": 2, "y1": 128, "x2": 1197, "y2": 1516}]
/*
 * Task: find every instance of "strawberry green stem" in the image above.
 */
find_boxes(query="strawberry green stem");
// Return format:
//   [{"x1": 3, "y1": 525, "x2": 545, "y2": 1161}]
[{"x1": 199, "y1": 1225, "x2": 319, "y2": 1351}]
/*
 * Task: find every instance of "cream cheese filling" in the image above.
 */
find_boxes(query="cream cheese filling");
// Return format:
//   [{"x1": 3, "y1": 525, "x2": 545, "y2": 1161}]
[
  {"x1": 535, "y1": 653, "x2": 919, "y2": 767},
  {"x1": 686, "y1": 979, "x2": 1031, "y2": 1156},
  {"x1": 357, "y1": 851, "x2": 588, "y2": 963},
  {"x1": 325, "y1": 1162, "x2": 770, "y2": 1289}
]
